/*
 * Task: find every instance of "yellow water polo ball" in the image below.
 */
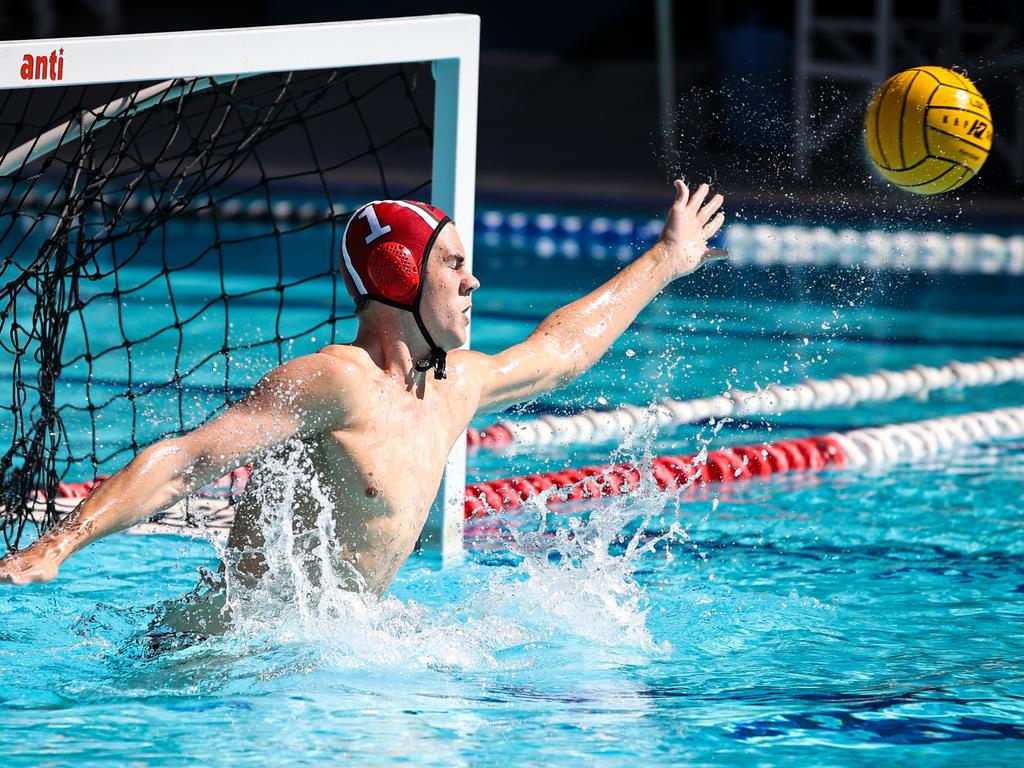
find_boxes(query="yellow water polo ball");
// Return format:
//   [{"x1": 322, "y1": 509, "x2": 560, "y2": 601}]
[{"x1": 864, "y1": 66, "x2": 992, "y2": 195}]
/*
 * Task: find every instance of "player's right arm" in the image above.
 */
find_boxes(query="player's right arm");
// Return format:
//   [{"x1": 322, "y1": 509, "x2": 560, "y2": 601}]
[{"x1": 0, "y1": 353, "x2": 357, "y2": 586}]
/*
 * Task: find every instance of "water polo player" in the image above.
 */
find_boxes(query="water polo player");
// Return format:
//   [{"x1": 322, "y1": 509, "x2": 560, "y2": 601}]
[{"x1": 0, "y1": 181, "x2": 726, "y2": 596}]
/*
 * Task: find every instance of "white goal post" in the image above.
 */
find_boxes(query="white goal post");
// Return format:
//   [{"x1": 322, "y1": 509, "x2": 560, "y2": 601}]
[{"x1": 0, "y1": 14, "x2": 480, "y2": 564}]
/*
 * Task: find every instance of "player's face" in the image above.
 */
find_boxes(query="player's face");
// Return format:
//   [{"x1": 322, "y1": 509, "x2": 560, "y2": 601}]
[{"x1": 419, "y1": 224, "x2": 479, "y2": 351}]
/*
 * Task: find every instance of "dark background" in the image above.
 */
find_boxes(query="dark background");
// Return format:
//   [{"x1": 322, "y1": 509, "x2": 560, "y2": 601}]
[{"x1": 1, "y1": 0, "x2": 1021, "y2": 218}]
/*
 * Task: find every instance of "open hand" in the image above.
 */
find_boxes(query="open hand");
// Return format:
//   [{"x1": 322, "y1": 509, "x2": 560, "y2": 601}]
[
  {"x1": 657, "y1": 180, "x2": 727, "y2": 279},
  {"x1": 0, "y1": 546, "x2": 60, "y2": 585}
]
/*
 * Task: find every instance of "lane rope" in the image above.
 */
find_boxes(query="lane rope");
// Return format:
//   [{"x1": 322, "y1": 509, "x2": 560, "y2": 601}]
[
  {"x1": 43, "y1": 407, "x2": 1024, "y2": 529},
  {"x1": 467, "y1": 354, "x2": 1024, "y2": 451},
  {"x1": 463, "y1": 405, "x2": 1024, "y2": 517},
  {"x1": 16, "y1": 194, "x2": 1020, "y2": 274},
  {"x1": 477, "y1": 211, "x2": 1024, "y2": 276}
]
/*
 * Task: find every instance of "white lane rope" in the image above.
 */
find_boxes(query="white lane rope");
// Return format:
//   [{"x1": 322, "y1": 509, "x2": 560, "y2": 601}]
[
  {"x1": 487, "y1": 354, "x2": 1024, "y2": 449},
  {"x1": 831, "y1": 406, "x2": 1024, "y2": 467}
]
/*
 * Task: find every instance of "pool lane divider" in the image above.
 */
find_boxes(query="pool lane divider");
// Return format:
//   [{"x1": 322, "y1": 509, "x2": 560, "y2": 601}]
[
  {"x1": 44, "y1": 406, "x2": 1024, "y2": 530},
  {"x1": 22, "y1": 188, "x2": 1022, "y2": 275},
  {"x1": 467, "y1": 354, "x2": 1024, "y2": 452},
  {"x1": 477, "y1": 210, "x2": 1024, "y2": 276},
  {"x1": 462, "y1": 406, "x2": 1024, "y2": 518}
]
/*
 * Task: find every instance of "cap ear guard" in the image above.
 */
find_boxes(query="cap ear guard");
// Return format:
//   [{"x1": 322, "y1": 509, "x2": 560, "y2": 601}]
[
  {"x1": 340, "y1": 200, "x2": 451, "y2": 380},
  {"x1": 367, "y1": 241, "x2": 420, "y2": 304}
]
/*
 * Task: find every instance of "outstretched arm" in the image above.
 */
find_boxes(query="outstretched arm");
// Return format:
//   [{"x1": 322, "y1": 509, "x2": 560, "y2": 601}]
[
  {"x1": 465, "y1": 180, "x2": 726, "y2": 414},
  {"x1": 0, "y1": 354, "x2": 355, "y2": 585}
]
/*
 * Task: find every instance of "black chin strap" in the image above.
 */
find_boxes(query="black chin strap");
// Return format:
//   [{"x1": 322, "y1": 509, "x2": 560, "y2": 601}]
[
  {"x1": 359, "y1": 297, "x2": 447, "y2": 380},
  {"x1": 409, "y1": 216, "x2": 451, "y2": 380},
  {"x1": 361, "y1": 216, "x2": 451, "y2": 380},
  {"x1": 413, "y1": 348, "x2": 446, "y2": 379},
  {"x1": 412, "y1": 311, "x2": 446, "y2": 380}
]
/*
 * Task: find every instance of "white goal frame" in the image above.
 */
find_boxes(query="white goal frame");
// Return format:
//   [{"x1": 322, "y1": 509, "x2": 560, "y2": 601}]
[{"x1": 0, "y1": 14, "x2": 479, "y2": 565}]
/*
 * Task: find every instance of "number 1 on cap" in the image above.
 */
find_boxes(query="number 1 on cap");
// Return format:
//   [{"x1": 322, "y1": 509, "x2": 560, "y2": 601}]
[{"x1": 359, "y1": 204, "x2": 393, "y2": 244}]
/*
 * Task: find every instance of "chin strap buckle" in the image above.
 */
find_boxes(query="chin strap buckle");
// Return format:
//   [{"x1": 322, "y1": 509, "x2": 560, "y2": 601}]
[{"x1": 414, "y1": 349, "x2": 447, "y2": 380}]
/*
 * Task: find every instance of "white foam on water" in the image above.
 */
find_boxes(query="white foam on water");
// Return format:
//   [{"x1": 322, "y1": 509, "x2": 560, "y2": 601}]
[
  {"x1": 210, "y1": 439, "x2": 689, "y2": 674},
  {"x1": 471, "y1": 486, "x2": 685, "y2": 654}
]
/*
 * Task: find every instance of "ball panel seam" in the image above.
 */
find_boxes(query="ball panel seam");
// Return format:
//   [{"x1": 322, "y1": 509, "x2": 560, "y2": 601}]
[
  {"x1": 873, "y1": 75, "x2": 901, "y2": 169},
  {"x1": 897, "y1": 70, "x2": 922, "y2": 169},
  {"x1": 901, "y1": 162, "x2": 959, "y2": 188},
  {"x1": 922, "y1": 82, "x2": 942, "y2": 159}
]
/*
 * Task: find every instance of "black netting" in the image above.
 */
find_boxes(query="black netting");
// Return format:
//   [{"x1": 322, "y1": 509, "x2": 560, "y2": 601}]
[{"x1": 0, "y1": 64, "x2": 434, "y2": 551}]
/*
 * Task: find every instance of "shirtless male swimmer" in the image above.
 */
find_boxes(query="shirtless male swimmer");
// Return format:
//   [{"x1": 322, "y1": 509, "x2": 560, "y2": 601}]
[{"x1": 0, "y1": 180, "x2": 725, "y2": 598}]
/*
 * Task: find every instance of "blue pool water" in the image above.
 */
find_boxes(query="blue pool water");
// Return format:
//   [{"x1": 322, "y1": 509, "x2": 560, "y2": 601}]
[{"x1": 2, "y1": 215, "x2": 1024, "y2": 765}]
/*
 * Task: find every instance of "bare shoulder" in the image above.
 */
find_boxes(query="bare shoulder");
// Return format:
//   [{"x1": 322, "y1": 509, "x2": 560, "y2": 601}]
[
  {"x1": 447, "y1": 342, "x2": 554, "y2": 417},
  {"x1": 260, "y1": 347, "x2": 365, "y2": 387},
  {"x1": 311, "y1": 343, "x2": 376, "y2": 382},
  {"x1": 445, "y1": 348, "x2": 503, "y2": 413},
  {"x1": 447, "y1": 348, "x2": 492, "y2": 373},
  {"x1": 446, "y1": 348, "x2": 496, "y2": 389},
  {"x1": 251, "y1": 346, "x2": 372, "y2": 425}
]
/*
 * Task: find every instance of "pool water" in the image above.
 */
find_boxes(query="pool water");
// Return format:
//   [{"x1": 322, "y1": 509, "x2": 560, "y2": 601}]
[{"x1": 2, "y1": 221, "x2": 1024, "y2": 765}]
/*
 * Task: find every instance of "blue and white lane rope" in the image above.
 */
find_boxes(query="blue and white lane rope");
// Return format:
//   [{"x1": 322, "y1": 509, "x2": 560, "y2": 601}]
[
  {"x1": 476, "y1": 209, "x2": 1024, "y2": 276},
  {"x1": 13, "y1": 188, "x2": 1022, "y2": 275}
]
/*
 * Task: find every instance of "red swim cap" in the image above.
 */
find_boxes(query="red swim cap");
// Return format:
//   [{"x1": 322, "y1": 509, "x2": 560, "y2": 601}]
[
  {"x1": 340, "y1": 199, "x2": 453, "y2": 379},
  {"x1": 341, "y1": 199, "x2": 450, "y2": 308}
]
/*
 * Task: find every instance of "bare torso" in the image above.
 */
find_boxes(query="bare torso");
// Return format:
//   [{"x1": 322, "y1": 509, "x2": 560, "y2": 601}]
[{"x1": 225, "y1": 345, "x2": 478, "y2": 596}]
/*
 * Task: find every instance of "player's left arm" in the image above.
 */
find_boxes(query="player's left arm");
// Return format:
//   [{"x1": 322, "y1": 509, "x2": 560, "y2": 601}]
[{"x1": 462, "y1": 180, "x2": 726, "y2": 415}]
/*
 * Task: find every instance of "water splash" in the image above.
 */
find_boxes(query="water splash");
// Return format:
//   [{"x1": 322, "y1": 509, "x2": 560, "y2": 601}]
[
  {"x1": 194, "y1": 436, "x2": 690, "y2": 673},
  {"x1": 475, "y1": 490, "x2": 686, "y2": 653}
]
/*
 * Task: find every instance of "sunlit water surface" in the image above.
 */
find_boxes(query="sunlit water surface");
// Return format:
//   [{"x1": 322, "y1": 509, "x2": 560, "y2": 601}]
[{"x1": 2, "y1": 228, "x2": 1024, "y2": 765}]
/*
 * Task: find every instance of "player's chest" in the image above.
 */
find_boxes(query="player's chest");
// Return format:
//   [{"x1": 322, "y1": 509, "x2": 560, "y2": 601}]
[
  {"x1": 360, "y1": 378, "x2": 471, "y2": 449},
  {"x1": 329, "y1": 397, "x2": 462, "y2": 482},
  {"x1": 316, "y1": 420, "x2": 452, "y2": 519}
]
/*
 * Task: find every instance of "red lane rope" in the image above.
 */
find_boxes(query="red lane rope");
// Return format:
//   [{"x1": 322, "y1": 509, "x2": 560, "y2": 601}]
[
  {"x1": 45, "y1": 466, "x2": 253, "y2": 500},
  {"x1": 465, "y1": 424, "x2": 514, "y2": 450},
  {"x1": 463, "y1": 435, "x2": 845, "y2": 518}
]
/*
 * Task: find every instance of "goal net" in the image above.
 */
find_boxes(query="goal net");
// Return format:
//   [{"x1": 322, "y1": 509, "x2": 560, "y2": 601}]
[{"x1": 0, "y1": 17, "x2": 478, "y2": 557}]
